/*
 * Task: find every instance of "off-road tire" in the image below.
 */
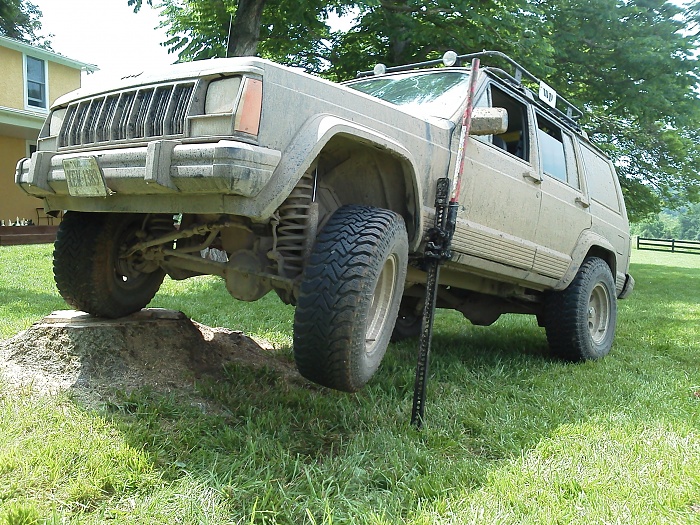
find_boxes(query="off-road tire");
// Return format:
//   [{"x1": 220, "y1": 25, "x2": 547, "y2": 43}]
[
  {"x1": 544, "y1": 256, "x2": 617, "y2": 361},
  {"x1": 53, "y1": 212, "x2": 166, "y2": 318},
  {"x1": 293, "y1": 205, "x2": 408, "y2": 392}
]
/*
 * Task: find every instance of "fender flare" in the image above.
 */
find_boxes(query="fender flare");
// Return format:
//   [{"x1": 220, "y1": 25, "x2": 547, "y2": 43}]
[
  {"x1": 258, "y1": 114, "x2": 423, "y2": 248},
  {"x1": 556, "y1": 230, "x2": 617, "y2": 290}
]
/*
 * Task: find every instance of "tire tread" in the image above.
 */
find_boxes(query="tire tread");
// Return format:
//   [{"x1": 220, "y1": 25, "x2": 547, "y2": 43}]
[{"x1": 293, "y1": 205, "x2": 407, "y2": 392}]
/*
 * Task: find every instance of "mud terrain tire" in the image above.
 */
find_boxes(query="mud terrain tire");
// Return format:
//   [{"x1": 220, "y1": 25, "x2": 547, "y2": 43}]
[
  {"x1": 53, "y1": 212, "x2": 166, "y2": 318},
  {"x1": 544, "y1": 256, "x2": 617, "y2": 361},
  {"x1": 293, "y1": 205, "x2": 408, "y2": 392}
]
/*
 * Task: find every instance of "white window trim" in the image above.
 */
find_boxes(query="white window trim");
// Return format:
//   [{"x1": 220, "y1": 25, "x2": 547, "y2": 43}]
[
  {"x1": 23, "y1": 53, "x2": 49, "y2": 113},
  {"x1": 25, "y1": 140, "x2": 38, "y2": 158}
]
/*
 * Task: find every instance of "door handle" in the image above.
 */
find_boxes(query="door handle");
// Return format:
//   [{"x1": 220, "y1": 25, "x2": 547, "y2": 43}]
[
  {"x1": 522, "y1": 171, "x2": 542, "y2": 184},
  {"x1": 575, "y1": 196, "x2": 590, "y2": 208}
]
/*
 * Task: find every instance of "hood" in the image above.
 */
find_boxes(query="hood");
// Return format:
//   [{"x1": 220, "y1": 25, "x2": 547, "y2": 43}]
[{"x1": 52, "y1": 56, "x2": 269, "y2": 108}]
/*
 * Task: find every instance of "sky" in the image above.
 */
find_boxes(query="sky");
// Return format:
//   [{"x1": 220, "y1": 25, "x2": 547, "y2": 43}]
[
  {"x1": 33, "y1": 0, "x2": 174, "y2": 89},
  {"x1": 31, "y1": 1, "x2": 356, "y2": 91}
]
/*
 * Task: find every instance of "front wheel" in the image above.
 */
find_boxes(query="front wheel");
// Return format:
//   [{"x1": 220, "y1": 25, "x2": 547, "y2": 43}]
[
  {"x1": 543, "y1": 257, "x2": 617, "y2": 361},
  {"x1": 293, "y1": 205, "x2": 408, "y2": 392},
  {"x1": 53, "y1": 212, "x2": 167, "y2": 318}
]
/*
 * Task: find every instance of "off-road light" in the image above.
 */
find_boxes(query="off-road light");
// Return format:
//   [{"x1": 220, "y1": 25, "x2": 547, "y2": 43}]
[
  {"x1": 373, "y1": 63, "x2": 387, "y2": 76},
  {"x1": 442, "y1": 50, "x2": 458, "y2": 67}
]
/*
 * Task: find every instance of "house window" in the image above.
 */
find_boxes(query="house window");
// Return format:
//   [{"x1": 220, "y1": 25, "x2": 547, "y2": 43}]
[{"x1": 26, "y1": 56, "x2": 47, "y2": 110}]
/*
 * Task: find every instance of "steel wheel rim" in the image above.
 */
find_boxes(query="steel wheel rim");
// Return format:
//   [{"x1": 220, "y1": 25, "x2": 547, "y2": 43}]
[
  {"x1": 588, "y1": 282, "x2": 611, "y2": 344},
  {"x1": 366, "y1": 253, "x2": 398, "y2": 355}
]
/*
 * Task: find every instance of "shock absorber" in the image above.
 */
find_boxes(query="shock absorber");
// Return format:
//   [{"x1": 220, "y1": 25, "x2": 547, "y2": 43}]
[{"x1": 275, "y1": 170, "x2": 315, "y2": 277}]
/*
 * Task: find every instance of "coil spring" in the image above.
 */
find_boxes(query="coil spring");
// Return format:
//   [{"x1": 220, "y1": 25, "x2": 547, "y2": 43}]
[
  {"x1": 144, "y1": 214, "x2": 177, "y2": 240},
  {"x1": 276, "y1": 171, "x2": 314, "y2": 276}
]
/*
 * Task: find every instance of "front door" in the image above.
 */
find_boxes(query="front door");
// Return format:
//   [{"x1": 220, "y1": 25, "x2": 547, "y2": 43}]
[{"x1": 451, "y1": 83, "x2": 542, "y2": 277}]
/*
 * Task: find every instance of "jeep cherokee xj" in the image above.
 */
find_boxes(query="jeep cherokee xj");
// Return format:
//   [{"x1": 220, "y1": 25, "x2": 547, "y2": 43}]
[{"x1": 16, "y1": 51, "x2": 634, "y2": 392}]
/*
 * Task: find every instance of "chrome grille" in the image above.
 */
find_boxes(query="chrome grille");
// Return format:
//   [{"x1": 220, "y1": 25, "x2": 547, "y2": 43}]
[{"x1": 58, "y1": 81, "x2": 196, "y2": 147}]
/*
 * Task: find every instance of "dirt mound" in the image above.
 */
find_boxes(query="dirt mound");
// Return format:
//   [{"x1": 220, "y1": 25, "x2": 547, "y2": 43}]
[{"x1": 0, "y1": 309, "x2": 300, "y2": 404}]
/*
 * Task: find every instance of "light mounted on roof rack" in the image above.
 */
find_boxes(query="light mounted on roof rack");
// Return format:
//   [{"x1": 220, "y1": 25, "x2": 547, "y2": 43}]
[{"x1": 442, "y1": 51, "x2": 458, "y2": 67}]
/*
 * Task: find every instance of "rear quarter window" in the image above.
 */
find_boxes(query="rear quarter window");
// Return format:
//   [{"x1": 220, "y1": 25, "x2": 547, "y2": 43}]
[{"x1": 580, "y1": 143, "x2": 621, "y2": 212}]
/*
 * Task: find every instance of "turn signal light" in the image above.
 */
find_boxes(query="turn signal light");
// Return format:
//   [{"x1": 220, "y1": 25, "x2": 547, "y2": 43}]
[{"x1": 234, "y1": 78, "x2": 262, "y2": 135}]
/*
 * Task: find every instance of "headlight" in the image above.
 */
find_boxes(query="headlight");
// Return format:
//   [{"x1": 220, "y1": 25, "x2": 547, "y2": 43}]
[
  {"x1": 205, "y1": 77, "x2": 242, "y2": 114},
  {"x1": 191, "y1": 76, "x2": 262, "y2": 138}
]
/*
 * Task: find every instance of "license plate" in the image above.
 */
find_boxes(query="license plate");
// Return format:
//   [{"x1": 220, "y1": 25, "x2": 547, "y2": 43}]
[{"x1": 62, "y1": 157, "x2": 111, "y2": 197}]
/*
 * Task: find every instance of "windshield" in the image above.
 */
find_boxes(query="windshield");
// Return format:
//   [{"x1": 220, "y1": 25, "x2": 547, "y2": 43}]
[{"x1": 346, "y1": 71, "x2": 471, "y2": 119}]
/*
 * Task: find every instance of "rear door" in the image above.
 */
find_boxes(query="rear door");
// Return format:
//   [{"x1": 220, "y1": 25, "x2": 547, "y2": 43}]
[{"x1": 533, "y1": 113, "x2": 591, "y2": 281}]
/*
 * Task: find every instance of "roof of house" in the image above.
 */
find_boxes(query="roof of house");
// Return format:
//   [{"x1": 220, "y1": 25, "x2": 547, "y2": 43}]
[{"x1": 0, "y1": 34, "x2": 98, "y2": 72}]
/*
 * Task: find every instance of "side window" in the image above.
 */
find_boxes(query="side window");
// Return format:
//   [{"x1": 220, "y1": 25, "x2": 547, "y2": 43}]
[
  {"x1": 537, "y1": 114, "x2": 580, "y2": 189},
  {"x1": 26, "y1": 55, "x2": 47, "y2": 110},
  {"x1": 580, "y1": 143, "x2": 621, "y2": 212},
  {"x1": 491, "y1": 86, "x2": 529, "y2": 161}
]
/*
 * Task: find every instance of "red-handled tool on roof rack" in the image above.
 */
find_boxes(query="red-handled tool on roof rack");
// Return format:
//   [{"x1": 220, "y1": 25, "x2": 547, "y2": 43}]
[{"x1": 410, "y1": 57, "x2": 481, "y2": 428}]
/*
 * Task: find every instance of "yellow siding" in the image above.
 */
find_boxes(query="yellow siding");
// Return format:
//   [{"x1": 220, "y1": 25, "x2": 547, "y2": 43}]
[
  {"x1": 0, "y1": 46, "x2": 25, "y2": 110},
  {"x1": 0, "y1": 47, "x2": 82, "y2": 111},
  {"x1": 0, "y1": 41, "x2": 85, "y2": 223},
  {"x1": 48, "y1": 61, "x2": 81, "y2": 106},
  {"x1": 0, "y1": 136, "x2": 41, "y2": 222}
]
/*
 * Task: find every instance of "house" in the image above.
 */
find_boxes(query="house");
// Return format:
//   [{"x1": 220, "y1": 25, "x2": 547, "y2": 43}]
[{"x1": 0, "y1": 35, "x2": 96, "y2": 225}]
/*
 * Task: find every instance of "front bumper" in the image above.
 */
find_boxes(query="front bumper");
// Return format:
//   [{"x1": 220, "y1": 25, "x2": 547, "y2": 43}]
[{"x1": 16, "y1": 139, "x2": 281, "y2": 204}]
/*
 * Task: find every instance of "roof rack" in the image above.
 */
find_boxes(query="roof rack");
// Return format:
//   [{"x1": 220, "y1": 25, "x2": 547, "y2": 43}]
[{"x1": 357, "y1": 50, "x2": 584, "y2": 131}]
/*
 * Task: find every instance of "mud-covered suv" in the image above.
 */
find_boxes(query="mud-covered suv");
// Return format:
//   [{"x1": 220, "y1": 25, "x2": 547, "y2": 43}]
[{"x1": 17, "y1": 51, "x2": 634, "y2": 392}]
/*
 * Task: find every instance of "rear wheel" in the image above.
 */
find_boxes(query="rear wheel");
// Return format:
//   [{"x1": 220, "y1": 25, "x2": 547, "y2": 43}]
[
  {"x1": 293, "y1": 205, "x2": 408, "y2": 392},
  {"x1": 53, "y1": 212, "x2": 167, "y2": 318},
  {"x1": 544, "y1": 257, "x2": 617, "y2": 361}
]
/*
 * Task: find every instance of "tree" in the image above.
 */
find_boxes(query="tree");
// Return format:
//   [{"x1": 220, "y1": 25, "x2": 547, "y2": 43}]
[
  {"x1": 678, "y1": 203, "x2": 700, "y2": 240},
  {"x1": 326, "y1": 0, "x2": 554, "y2": 80},
  {"x1": 538, "y1": 0, "x2": 700, "y2": 221},
  {"x1": 631, "y1": 212, "x2": 680, "y2": 239},
  {"x1": 0, "y1": 0, "x2": 48, "y2": 46},
  {"x1": 631, "y1": 204, "x2": 700, "y2": 240},
  {"x1": 129, "y1": 0, "x2": 351, "y2": 70}
]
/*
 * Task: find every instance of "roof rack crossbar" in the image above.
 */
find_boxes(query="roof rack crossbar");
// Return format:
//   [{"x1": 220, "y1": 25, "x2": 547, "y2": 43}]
[{"x1": 486, "y1": 66, "x2": 581, "y2": 130}]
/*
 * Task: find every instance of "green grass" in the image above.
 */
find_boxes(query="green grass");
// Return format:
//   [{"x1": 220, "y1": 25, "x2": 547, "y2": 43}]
[{"x1": 0, "y1": 244, "x2": 698, "y2": 524}]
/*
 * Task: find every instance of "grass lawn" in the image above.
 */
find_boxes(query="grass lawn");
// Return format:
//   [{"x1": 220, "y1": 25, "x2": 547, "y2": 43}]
[{"x1": 0, "y1": 245, "x2": 698, "y2": 524}]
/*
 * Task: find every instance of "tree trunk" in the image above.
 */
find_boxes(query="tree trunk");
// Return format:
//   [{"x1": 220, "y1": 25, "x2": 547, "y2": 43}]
[
  {"x1": 227, "y1": 0, "x2": 267, "y2": 57},
  {"x1": 380, "y1": 0, "x2": 413, "y2": 65}
]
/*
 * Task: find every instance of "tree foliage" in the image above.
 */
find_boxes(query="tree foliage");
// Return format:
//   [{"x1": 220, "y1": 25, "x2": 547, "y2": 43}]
[
  {"x1": 129, "y1": 0, "x2": 352, "y2": 70},
  {"x1": 326, "y1": 0, "x2": 553, "y2": 80},
  {"x1": 0, "y1": 0, "x2": 48, "y2": 46},
  {"x1": 538, "y1": 0, "x2": 700, "y2": 221},
  {"x1": 131, "y1": 0, "x2": 700, "y2": 220},
  {"x1": 632, "y1": 204, "x2": 700, "y2": 241}
]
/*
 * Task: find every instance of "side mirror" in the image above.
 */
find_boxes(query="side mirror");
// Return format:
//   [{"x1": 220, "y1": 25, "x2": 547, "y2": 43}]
[{"x1": 470, "y1": 107, "x2": 508, "y2": 136}]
